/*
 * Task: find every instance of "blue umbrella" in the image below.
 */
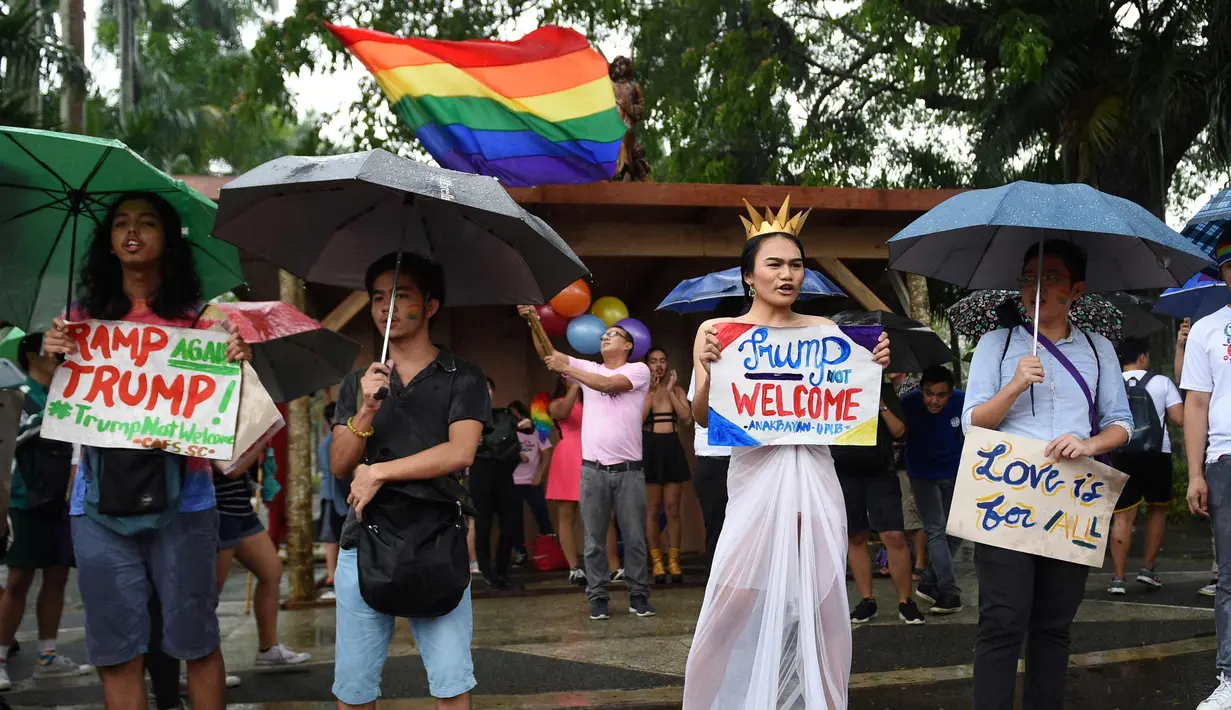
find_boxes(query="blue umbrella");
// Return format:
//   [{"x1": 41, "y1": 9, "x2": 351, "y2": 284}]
[
  {"x1": 887, "y1": 181, "x2": 1212, "y2": 292},
  {"x1": 1154, "y1": 268, "x2": 1231, "y2": 322},
  {"x1": 656, "y1": 266, "x2": 845, "y2": 312}
]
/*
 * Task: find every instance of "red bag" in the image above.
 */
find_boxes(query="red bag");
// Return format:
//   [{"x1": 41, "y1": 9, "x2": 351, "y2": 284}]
[{"x1": 532, "y1": 534, "x2": 569, "y2": 572}]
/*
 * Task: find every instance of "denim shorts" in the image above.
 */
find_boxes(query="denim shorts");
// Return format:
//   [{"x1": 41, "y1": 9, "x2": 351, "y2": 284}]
[
  {"x1": 72, "y1": 509, "x2": 220, "y2": 666},
  {"x1": 218, "y1": 513, "x2": 265, "y2": 549},
  {"x1": 332, "y1": 548, "x2": 475, "y2": 703}
]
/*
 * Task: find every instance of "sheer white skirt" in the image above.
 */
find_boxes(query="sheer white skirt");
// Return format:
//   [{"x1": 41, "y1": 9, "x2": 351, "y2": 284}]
[{"x1": 682, "y1": 445, "x2": 851, "y2": 710}]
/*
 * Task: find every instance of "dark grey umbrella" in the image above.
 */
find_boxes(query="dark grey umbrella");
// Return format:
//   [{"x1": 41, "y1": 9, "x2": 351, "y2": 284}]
[
  {"x1": 212, "y1": 150, "x2": 589, "y2": 306},
  {"x1": 830, "y1": 310, "x2": 956, "y2": 373}
]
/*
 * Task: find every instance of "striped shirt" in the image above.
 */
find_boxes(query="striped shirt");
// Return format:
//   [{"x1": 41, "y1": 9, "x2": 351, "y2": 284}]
[{"x1": 213, "y1": 467, "x2": 256, "y2": 517}]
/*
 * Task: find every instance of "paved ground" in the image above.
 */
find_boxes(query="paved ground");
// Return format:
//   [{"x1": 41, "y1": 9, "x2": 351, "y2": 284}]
[{"x1": 0, "y1": 517, "x2": 1224, "y2": 708}]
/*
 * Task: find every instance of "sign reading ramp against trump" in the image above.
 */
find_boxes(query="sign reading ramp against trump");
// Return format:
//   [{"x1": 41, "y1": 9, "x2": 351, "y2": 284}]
[
  {"x1": 41, "y1": 320, "x2": 242, "y2": 460},
  {"x1": 707, "y1": 323, "x2": 883, "y2": 447}
]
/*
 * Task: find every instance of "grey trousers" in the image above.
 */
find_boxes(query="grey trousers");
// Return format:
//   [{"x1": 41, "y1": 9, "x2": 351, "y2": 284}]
[
  {"x1": 1205, "y1": 457, "x2": 1231, "y2": 672},
  {"x1": 580, "y1": 460, "x2": 650, "y2": 601},
  {"x1": 911, "y1": 477, "x2": 962, "y2": 597}
]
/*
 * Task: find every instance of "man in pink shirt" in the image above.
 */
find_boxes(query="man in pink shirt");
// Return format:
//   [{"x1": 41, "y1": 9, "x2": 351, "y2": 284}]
[{"x1": 522, "y1": 313, "x2": 653, "y2": 621}]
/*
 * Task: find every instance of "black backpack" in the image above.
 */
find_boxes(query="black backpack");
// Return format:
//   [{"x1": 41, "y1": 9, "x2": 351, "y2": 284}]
[
  {"x1": 1122, "y1": 373, "x2": 1164, "y2": 454},
  {"x1": 15, "y1": 395, "x2": 73, "y2": 512},
  {"x1": 479, "y1": 409, "x2": 522, "y2": 468}
]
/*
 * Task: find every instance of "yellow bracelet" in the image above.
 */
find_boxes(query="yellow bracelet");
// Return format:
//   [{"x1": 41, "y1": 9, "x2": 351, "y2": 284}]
[{"x1": 347, "y1": 416, "x2": 374, "y2": 439}]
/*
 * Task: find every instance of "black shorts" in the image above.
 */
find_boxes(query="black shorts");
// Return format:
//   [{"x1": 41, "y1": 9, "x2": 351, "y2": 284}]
[
  {"x1": 839, "y1": 470, "x2": 904, "y2": 534},
  {"x1": 643, "y1": 431, "x2": 691, "y2": 485},
  {"x1": 1111, "y1": 452, "x2": 1174, "y2": 512}
]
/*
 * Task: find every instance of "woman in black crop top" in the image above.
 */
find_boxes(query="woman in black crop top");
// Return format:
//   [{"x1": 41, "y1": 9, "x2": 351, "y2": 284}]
[{"x1": 642, "y1": 348, "x2": 694, "y2": 583}]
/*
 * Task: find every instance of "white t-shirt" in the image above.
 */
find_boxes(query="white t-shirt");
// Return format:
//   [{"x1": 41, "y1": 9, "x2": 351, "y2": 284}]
[
  {"x1": 1121, "y1": 370, "x2": 1182, "y2": 453},
  {"x1": 1180, "y1": 307, "x2": 1231, "y2": 463},
  {"x1": 688, "y1": 377, "x2": 731, "y2": 458},
  {"x1": 512, "y1": 430, "x2": 552, "y2": 485}
]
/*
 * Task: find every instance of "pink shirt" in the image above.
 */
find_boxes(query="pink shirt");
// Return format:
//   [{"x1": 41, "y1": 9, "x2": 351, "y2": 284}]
[
  {"x1": 568, "y1": 357, "x2": 651, "y2": 465},
  {"x1": 512, "y1": 430, "x2": 552, "y2": 485}
]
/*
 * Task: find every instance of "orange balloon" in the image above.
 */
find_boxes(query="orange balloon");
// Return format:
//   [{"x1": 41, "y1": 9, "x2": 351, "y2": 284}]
[{"x1": 550, "y1": 280, "x2": 592, "y2": 318}]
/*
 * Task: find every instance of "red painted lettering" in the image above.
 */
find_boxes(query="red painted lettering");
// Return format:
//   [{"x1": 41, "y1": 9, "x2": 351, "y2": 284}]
[
  {"x1": 60, "y1": 360, "x2": 94, "y2": 397},
  {"x1": 760, "y1": 384, "x2": 776, "y2": 416},
  {"x1": 149, "y1": 374, "x2": 185, "y2": 415},
  {"x1": 67, "y1": 324, "x2": 92, "y2": 361},
  {"x1": 774, "y1": 384, "x2": 786, "y2": 417},
  {"x1": 112, "y1": 326, "x2": 140, "y2": 362},
  {"x1": 84, "y1": 364, "x2": 120, "y2": 407},
  {"x1": 182, "y1": 375, "x2": 216, "y2": 418},
  {"x1": 118, "y1": 370, "x2": 148, "y2": 406},
  {"x1": 88, "y1": 326, "x2": 112, "y2": 361},
  {"x1": 793, "y1": 385, "x2": 807, "y2": 418},
  {"x1": 137, "y1": 327, "x2": 168, "y2": 367},
  {"x1": 844, "y1": 387, "x2": 863, "y2": 421},
  {"x1": 808, "y1": 387, "x2": 822, "y2": 419},
  {"x1": 824, "y1": 389, "x2": 844, "y2": 420},
  {"x1": 732, "y1": 383, "x2": 757, "y2": 416}
]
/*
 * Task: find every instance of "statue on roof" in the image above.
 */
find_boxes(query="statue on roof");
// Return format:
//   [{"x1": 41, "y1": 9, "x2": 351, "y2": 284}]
[{"x1": 609, "y1": 55, "x2": 650, "y2": 182}]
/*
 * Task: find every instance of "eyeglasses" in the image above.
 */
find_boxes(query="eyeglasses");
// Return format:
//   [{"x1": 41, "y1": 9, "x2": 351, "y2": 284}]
[
  {"x1": 601, "y1": 331, "x2": 629, "y2": 341},
  {"x1": 1017, "y1": 274, "x2": 1071, "y2": 287}
]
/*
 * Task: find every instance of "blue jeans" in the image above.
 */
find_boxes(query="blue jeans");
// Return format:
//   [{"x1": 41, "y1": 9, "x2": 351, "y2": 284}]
[
  {"x1": 1206, "y1": 458, "x2": 1231, "y2": 672},
  {"x1": 332, "y1": 548, "x2": 476, "y2": 703},
  {"x1": 910, "y1": 477, "x2": 962, "y2": 597}
]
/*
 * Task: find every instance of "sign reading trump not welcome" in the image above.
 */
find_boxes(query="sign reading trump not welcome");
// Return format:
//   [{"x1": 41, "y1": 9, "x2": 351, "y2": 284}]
[
  {"x1": 947, "y1": 427, "x2": 1129, "y2": 567},
  {"x1": 41, "y1": 320, "x2": 241, "y2": 460},
  {"x1": 707, "y1": 323, "x2": 883, "y2": 447}
]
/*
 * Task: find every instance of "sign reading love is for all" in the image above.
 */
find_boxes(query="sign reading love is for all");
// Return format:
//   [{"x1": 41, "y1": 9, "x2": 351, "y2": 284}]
[
  {"x1": 707, "y1": 323, "x2": 884, "y2": 446},
  {"x1": 41, "y1": 320, "x2": 242, "y2": 460},
  {"x1": 947, "y1": 427, "x2": 1129, "y2": 567}
]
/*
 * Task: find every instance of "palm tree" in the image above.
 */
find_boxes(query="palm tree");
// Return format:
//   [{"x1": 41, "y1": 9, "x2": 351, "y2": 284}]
[{"x1": 0, "y1": 0, "x2": 86, "y2": 128}]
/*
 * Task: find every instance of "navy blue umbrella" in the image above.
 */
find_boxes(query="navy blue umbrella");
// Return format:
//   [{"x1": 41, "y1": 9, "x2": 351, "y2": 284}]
[
  {"x1": 887, "y1": 181, "x2": 1212, "y2": 292},
  {"x1": 1154, "y1": 268, "x2": 1231, "y2": 322},
  {"x1": 656, "y1": 266, "x2": 844, "y2": 313},
  {"x1": 1183, "y1": 218, "x2": 1225, "y2": 258},
  {"x1": 1187, "y1": 188, "x2": 1231, "y2": 226}
]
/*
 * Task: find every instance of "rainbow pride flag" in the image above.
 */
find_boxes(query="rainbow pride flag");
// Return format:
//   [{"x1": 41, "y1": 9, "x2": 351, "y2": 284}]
[{"x1": 327, "y1": 23, "x2": 625, "y2": 187}]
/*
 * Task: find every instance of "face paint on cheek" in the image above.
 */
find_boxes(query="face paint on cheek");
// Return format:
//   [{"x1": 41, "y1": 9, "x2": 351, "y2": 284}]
[
  {"x1": 404, "y1": 307, "x2": 421, "y2": 321},
  {"x1": 1056, "y1": 296, "x2": 1068, "y2": 305}
]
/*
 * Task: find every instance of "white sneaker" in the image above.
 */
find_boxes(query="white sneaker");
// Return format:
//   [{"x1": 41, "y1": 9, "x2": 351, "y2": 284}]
[
  {"x1": 610, "y1": 568, "x2": 625, "y2": 583},
  {"x1": 567, "y1": 568, "x2": 586, "y2": 585},
  {"x1": 179, "y1": 674, "x2": 241, "y2": 692},
  {"x1": 469, "y1": 560, "x2": 480, "y2": 575},
  {"x1": 319, "y1": 588, "x2": 337, "y2": 601},
  {"x1": 1198, "y1": 673, "x2": 1231, "y2": 710},
  {"x1": 255, "y1": 643, "x2": 311, "y2": 666},
  {"x1": 33, "y1": 652, "x2": 92, "y2": 678},
  {"x1": 1201, "y1": 580, "x2": 1219, "y2": 597},
  {"x1": 0, "y1": 661, "x2": 10, "y2": 691}
]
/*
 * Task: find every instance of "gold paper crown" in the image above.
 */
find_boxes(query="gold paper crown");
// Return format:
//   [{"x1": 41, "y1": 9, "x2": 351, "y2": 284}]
[{"x1": 739, "y1": 196, "x2": 810, "y2": 240}]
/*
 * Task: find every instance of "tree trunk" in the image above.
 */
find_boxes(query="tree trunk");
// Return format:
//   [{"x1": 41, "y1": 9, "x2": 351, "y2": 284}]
[
  {"x1": 905, "y1": 274, "x2": 931, "y2": 325},
  {"x1": 279, "y1": 270, "x2": 316, "y2": 602},
  {"x1": 58, "y1": 0, "x2": 85, "y2": 132},
  {"x1": 118, "y1": 0, "x2": 139, "y2": 127}
]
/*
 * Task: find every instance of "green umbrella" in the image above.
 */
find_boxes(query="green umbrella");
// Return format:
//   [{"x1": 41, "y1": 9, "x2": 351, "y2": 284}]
[
  {"x1": 0, "y1": 327, "x2": 23, "y2": 365},
  {"x1": 0, "y1": 127, "x2": 245, "y2": 331}
]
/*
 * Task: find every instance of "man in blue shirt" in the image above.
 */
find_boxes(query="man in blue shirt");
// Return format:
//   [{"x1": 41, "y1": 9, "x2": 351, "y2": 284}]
[
  {"x1": 897, "y1": 365, "x2": 965, "y2": 615},
  {"x1": 963, "y1": 240, "x2": 1131, "y2": 710}
]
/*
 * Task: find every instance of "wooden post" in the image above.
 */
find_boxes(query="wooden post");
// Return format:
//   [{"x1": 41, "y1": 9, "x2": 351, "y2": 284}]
[
  {"x1": 279, "y1": 270, "x2": 316, "y2": 602},
  {"x1": 815, "y1": 256, "x2": 891, "y2": 312}
]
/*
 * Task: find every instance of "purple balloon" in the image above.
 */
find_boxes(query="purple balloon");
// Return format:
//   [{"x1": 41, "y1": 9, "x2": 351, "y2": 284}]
[{"x1": 615, "y1": 317, "x2": 652, "y2": 361}]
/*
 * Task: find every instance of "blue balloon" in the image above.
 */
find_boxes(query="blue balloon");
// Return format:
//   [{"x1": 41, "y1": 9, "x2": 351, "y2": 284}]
[{"x1": 567, "y1": 314, "x2": 606, "y2": 354}]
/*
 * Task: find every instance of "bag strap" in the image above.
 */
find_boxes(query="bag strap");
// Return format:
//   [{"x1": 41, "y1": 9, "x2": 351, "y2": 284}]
[{"x1": 1036, "y1": 329, "x2": 1099, "y2": 436}]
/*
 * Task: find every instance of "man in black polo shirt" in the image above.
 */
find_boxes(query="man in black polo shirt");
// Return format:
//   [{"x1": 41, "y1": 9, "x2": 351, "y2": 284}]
[{"x1": 329, "y1": 253, "x2": 489, "y2": 710}]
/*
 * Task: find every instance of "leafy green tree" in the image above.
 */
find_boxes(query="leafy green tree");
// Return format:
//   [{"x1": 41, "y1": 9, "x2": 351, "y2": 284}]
[{"x1": 0, "y1": 0, "x2": 86, "y2": 127}]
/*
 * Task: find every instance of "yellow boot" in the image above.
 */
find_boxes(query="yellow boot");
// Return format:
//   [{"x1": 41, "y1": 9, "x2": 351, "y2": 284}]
[
  {"x1": 651, "y1": 548, "x2": 667, "y2": 584},
  {"x1": 669, "y1": 547, "x2": 684, "y2": 584}
]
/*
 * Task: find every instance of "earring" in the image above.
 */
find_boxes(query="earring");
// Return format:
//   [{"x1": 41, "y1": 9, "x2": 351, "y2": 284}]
[{"x1": 749, "y1": 287, "x2": 757, "y2": 297}]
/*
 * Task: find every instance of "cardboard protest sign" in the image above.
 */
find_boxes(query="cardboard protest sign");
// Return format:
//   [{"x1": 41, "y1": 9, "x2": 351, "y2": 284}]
[
  {"x1": 707, "y1": 323, "x2": 883, "y2": 447},
  {"x1": 947, "y1": 427, "x2": 1129, "y2": 567},
  {"x1": 41, "y1": 320, "x2": 241, "y2": 460}
]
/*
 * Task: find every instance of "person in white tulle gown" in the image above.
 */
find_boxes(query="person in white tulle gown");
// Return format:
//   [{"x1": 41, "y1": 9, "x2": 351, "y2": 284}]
[{"x1": 683, "y1": 199, "x2": 890, "y2": 710}]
